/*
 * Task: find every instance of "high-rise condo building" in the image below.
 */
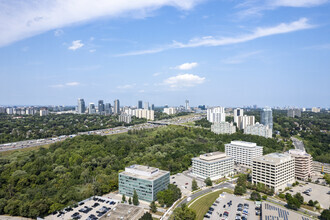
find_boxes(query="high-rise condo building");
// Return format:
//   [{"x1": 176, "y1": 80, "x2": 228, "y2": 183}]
[
  {"x1": 164, "y1": 107, "x2": 177, "y2": 115},
  {"x1": 138, "y1": 100, "x2": 143, "y2": 109},
  {"x1": 77, "y1": 98, "x2": 86, "y2": 114},
  {"x1": 105, "y1": 103, "x2": 112, "y2": 114},
  {"x1": 225, "y1": 141, "x2": 263, "y2": 167},
  {"x1": 119, "y1": 114, "x2": 132, "y2": 124},
  {"x1": 88, "y1": 103, "x2": 96, "y2": 114},
  {"x1": 151, "y1": 104, "x2": 155, "y2": 110},
  {"x1": 287, "y1": 109, "x2": 301, "y2": 118},
  {"x1": 192, "y1": 152, "x2": 234, "y2": 180},
  {"x1": 40, "y1": 108, "x2": 49, "y2": 116},
  {"x1": 236, "y1": 115, "x2": 255, "y2": 130},
  {"x1": 234, "y1": 108, "x2": 244, "y2": 124},
  {"x1": 261, "y1": 107, "x2": 273, "y2": 129},
  {"x1": 312, "y1": 107, "x2": 320, "y2": 113},
  {"x1": 185, "y1": 100, "x2": 190, "y2": 110},
  {"x1": 252, "y1": 153, "x2": 295, "y2": 192},
  {"x1": 244, "y1": 123, "x2": 272, "y2": 138},
  {"x1": 144, "y1": 102, "x2": 149, "y2": 110},
  {"x1": 207, "y1": 107, "x2": 226, "y2": 123},
  {"x1": 98, "y1": 100, "x2": 104, "y2": 113},
  {"x1": 211, "y1": 122, "x2": 236, "y2": 134},
  {"x1": 114, "y1": 99, "x2": 120, "y2": 114},
  {"x1": 119, "y1": 165, "x2": 170, "y2": 202},
  {"x1": 287, "y1": 149, "x2": 313, "y2": 181}
]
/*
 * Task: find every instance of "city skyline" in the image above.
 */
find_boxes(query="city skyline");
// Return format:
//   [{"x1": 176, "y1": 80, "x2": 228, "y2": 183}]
[{"x1": 0, "y1": 0, "x2": 329, "y2": 107}]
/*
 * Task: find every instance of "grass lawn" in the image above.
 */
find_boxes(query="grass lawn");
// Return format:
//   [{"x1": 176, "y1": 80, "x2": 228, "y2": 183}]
[{"x1": 189, "y1": 189, "x2": 233, "y2": 220}]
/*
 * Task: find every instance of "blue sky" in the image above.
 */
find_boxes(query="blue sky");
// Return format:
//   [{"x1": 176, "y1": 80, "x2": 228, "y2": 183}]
[{"x1": 0, "y1": 0, "x2": 329, "y2": 108}]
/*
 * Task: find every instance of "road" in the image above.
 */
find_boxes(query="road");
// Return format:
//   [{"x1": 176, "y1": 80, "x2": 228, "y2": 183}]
[
  {"x1": 291, "y1": 137, "x2": 305, "y2": 151},
  {"x1": 0, "y1": 114, "x2": 203, "y2": 152}
]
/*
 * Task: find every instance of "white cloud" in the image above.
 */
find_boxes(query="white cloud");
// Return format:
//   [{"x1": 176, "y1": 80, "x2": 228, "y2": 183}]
[
  {"x1": 0, "y1": 0, "x2": 202, "y2": 47},
  {"x1": 117, "y1": 18, "x2": 314, "y2": 56},
  {"x1": 89, "y1": 49, "x2": 96, "y2": 53},
  {"x1": 68, "y1": 40, "x2": 84, "y2": 50},
  {"x1": 153, "y1": 72, "x2": 161, "y2": 77},
  {"x1": 221, "y1": 51, "x2": 262, "y2": 64},
  {"x1": 163, "y1": 73, "x2": 205, "y2": 89},
  {"x1": 175, "y1": 62, "x2": 198, "y2": 70},
  {"x1": 50, "y1": 81, "x2": 80, "y2": 88},
  {"x1": 54, "y1": 29, "x2": 64, "y2": 37},
  {"x1": 304, "y1": 43, "x2": 330, "y2": 50},
  {"x1": 271, "y1": 0, "x2": 328, "y2": 7},
  {"x1": 117, "y1": 84, "x2": 136, "y2": 89}
]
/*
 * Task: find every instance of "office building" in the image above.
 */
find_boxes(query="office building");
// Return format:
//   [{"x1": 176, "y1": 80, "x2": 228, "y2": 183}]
[
  {"x1": 192, "y1": 152, "x2": 234, "y2": 180},
  {"x1": 151, "y1": 104, "x2": 155, "y2": 110},
  {"x1": 77, "y1": 98, "x2": 86, "y2": 114},
  {"x1": 312, "y1": 107, "x2": 320, "y2": 113},
  {"x1": 261, "y1": 107, "x2": 273, "y2": 129},
  {"x1": 234, "y1": 108, "x2": 244, "y2": 124},
  {"x1": 236, "y1": 115, "x2": 255, "y2": 130},
  {"x1": 119, "y1": 114, "x2": 132, "y2": 124},
  {"x1": 287, "y1": 108, "x2": 301, "y2": 118},
  {"x1": 98, "y1": 100, "x2": 104, "y2": 113},
  {"x1": 40, "y1": 108, "x2": 49, "y2": 116},
  {"x1": 164, "y1": 107, "x2": 177, "y2": 115},
  {"x1": 138, "y1": 100, "x2": 143, "y2": 109},
  {"x1": 105, "y1": 103, "x2": 112, "y2": 114},
  {"x1": 119, "y1": 165, "x2": 170, "y2": 202},
  {"x1": 144, "y1": 102, "x2": 149, "y2": 110},
  {"x1": 88, "y1": 103, "x2": 96, "y2": 114},
  {"x1": 185, "y1": 100, "x2": 190, "y2": 110},
  {"x1": 244, "y1": 123, "x2": 272, "y2": 138},
  {"x1": 225, "y1": 141, "x2": 263, "y2": 167},
  {"x1": 313, "y1": 161, "x2": 330, "y2": 174},
  {"x1": 114, "y1": 99, "x2": 120, "y2": 114},
  {"x1": 207, "y1": 107, "x2": 226, "y2": 123},
  {"x1": 287, "y1": 149, "x2": 313, "y2": 180},
  {"x1": 211, "y1": 122, "x2": 236, "y2": 134},
  {"x1": 252, "y1": 153, "x2": 295, "y2": 192}
]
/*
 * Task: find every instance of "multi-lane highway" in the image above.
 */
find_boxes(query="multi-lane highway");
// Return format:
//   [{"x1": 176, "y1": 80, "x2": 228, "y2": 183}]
[{"x1": 0, "y1": 114, "x2": 203, "y2": 152}]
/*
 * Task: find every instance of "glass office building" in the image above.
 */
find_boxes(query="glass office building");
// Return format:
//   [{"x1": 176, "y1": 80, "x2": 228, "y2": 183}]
[
  {"x1": 260, "y1": 107, "x2": 273, "y2": 129},
  {"x1": 119, "y1": 165, "x2": 170, "y2": 202}
]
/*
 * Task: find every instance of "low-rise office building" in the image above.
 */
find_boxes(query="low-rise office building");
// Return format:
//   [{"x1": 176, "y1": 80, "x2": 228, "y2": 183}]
[
  {"x1": 244, "y1": 123, "x2": 272, "y2": 138},
  {"x1": 211, "y1": 122, "x2": 236, "y2": 134},
  {"x1": 192, "y1": 152, "x2": 234, "y2": 180},
  {"x1": 252, "y1": 153, "x2": 295, "y2": 192},
  {"x1": 119, "y1": 165, "x2": 170, "y2": 202},
  {"x1": 313, "y1": 161, "x2": 330, "y2": 174},
  {"x1": 225, "y1": 141, "x2": 263, "y2": 167},
  {"x1": 287, "y1": 149, "x2": 313, "y2": 180}
]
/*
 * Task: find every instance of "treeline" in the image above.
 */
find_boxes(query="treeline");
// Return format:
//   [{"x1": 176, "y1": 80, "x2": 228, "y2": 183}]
[
  {"x1": 0, "y1": 114, "x2": 146, "y2": 144},
  {"x1": 0, "y1": 126, "x2": 285, "y2": 218}
]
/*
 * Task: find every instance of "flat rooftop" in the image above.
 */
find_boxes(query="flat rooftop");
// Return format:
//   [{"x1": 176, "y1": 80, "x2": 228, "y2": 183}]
[
  {"x1": 254, "y1": 153, "x2": 292, "y2": 164},
  {"x1": 120, "y1": 164, "x2": 169, "y2": 181},
  {"x1": 227, "y1": 140, "x2": 259, "y2": 148},
  {"x1": 102, "y1": 204, "x2": 144, "y2": 220},
  {"x1": 288, "y1": 149, "x2": 310, "y2": 156},
  {"x1": 192, "y1": 151, "x2": 232, "y2": 163}
]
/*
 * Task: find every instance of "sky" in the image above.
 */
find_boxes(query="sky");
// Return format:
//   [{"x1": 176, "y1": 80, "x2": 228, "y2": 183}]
[{"x1": 0, "y1": 0, "x2": 329, "y2": 108}]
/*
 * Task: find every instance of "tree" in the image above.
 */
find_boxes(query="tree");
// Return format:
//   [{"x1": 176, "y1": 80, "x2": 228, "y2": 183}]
[
  {"x1": 139, "y1": 212, "x2": 153, "y2": 220},
  {"x1": 308, "y1": 200, "x2": 314, "y2": 207},
  {"x1": 128, "y1": 197, "x2": 132, "y2": 205},
  {"x1": 287, "y1": 197, "x2": 301, "y2": 210},
  {"x1": 234, "y1": 185, "x2": 246, "y2": 195},
  {"x1": 150, "y1": 201, "x2": 157, "y2": 213},
  {"x1": 133, "y1": 190, "x2": 139, "y2": 206},
  {"x1": 157, "y1": 184, "x2": 182, "y2": 207},
  {"x1": 205, "y1": 177, "x2": 212, "y2": 186},
  {"x1": 250, "y1": 191, "x2": 261, "y2": 201},
  {"x1": 192, "y1": 179, "x2": 198, "y2": 191},
  {"x1": 122, "y1": 194, "x2": 126, "y2": 203},
  {"x1": 171, "y1": 204, "x2": 196, "y2": 220},
  {"x1": 294, "y1": 193, "x2": 304, "y2": 204},
  {"x1": 278, "y1": 193, "x2": 285, "y2": 199},
  {"x1": 320, "y1": 209, "x2": 330, "y2": 220},
  {"x1": 262, "y1": 195, "x2": 268, "y2": 200}
]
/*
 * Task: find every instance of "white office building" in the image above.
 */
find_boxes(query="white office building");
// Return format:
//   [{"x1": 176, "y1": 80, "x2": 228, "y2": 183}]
[
  {"x1": 164, "y1": 107, "x2": 177, "y2": 115},
  {"x1": 287, "y1": 149, "x2": 313, "y2": 180},
  {"x1": 244, "y1": 123, "x2": 272, "y2": 138},
  {"x1": 236, "y1": 115, "x2": 255, "y2": 130},
  {"x1": 211, "y1": 122, "x2": 236, "y2": 134},
  {"x1": 252, "y1": 153, "x2": 295, "y2": 192},
  {"x1": 192, "y1": 152, "x2": 234, "y2": 180},
  {"x1": 225, "y1": 141, "x2": 263, "y2": 167},
  {"x1": 207, "y1": 107, "x2": 226, "y2": 123}
]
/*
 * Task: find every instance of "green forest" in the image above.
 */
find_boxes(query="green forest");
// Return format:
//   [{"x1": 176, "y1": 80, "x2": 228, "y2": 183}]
[
  {"x1": 0, "y1": 114, "x2": 146, "y2": 144},
  {"x1": 0, "y1": 125, "x2": 285, "y2": 218}
]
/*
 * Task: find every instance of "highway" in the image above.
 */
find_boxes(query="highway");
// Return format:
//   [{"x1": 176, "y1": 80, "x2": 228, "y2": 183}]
[{"x1": 0, "y1": 114, "x2": 203, "y2": 152}]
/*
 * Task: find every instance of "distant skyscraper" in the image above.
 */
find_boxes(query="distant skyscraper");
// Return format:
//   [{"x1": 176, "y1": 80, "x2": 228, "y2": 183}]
[
  {"x1": 105, "y1": 103, "x2": 112, "y2": 114},
  {"x1": 234, "y1": 108, "x2": 244, "y2": 124},
  {"x1": 89, "y1": 103, "x2": 96, "y2": 114},
  {"x1": 77, "y1": 98, "x2": 85, "y2": 114},
  {"x1": 151, "y1": 104, "x2": 155, "y2": 110},
  {"x1": 207, "y1": 107, "x2": 226, "y2": 123},
  {"x1": 144, "y1": 102, "x2": 149, "y2": 110},
  {"x1": 114, "y1": 99, "x2": 120, "y2": 114},
  {"x1": 98, "y1": 100, "x2": 104, "y2": 113},
  {"x1": 185, "y1": 100, "x2": 190, "y2": 110},
  {"x1": 260, "y1": 107, "x2": 273, "y2": 130},
  {"x1": 138, "y1": 100, "x2": 143, "y2": 109}
]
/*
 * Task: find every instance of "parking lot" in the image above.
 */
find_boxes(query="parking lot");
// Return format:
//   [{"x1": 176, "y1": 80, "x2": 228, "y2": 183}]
[
  {"x1": 204, "y1": 193, "x2": 259, "y2": 220},
  {"x1": 288, "y1": 182, "x2": 330, "y2": 208},
  {"x1": 45, "y1": 196, "x2": 119, "y2": 220},
  {"x1": 170, "y1": 173, "x2": 204, "y2": 196}
]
